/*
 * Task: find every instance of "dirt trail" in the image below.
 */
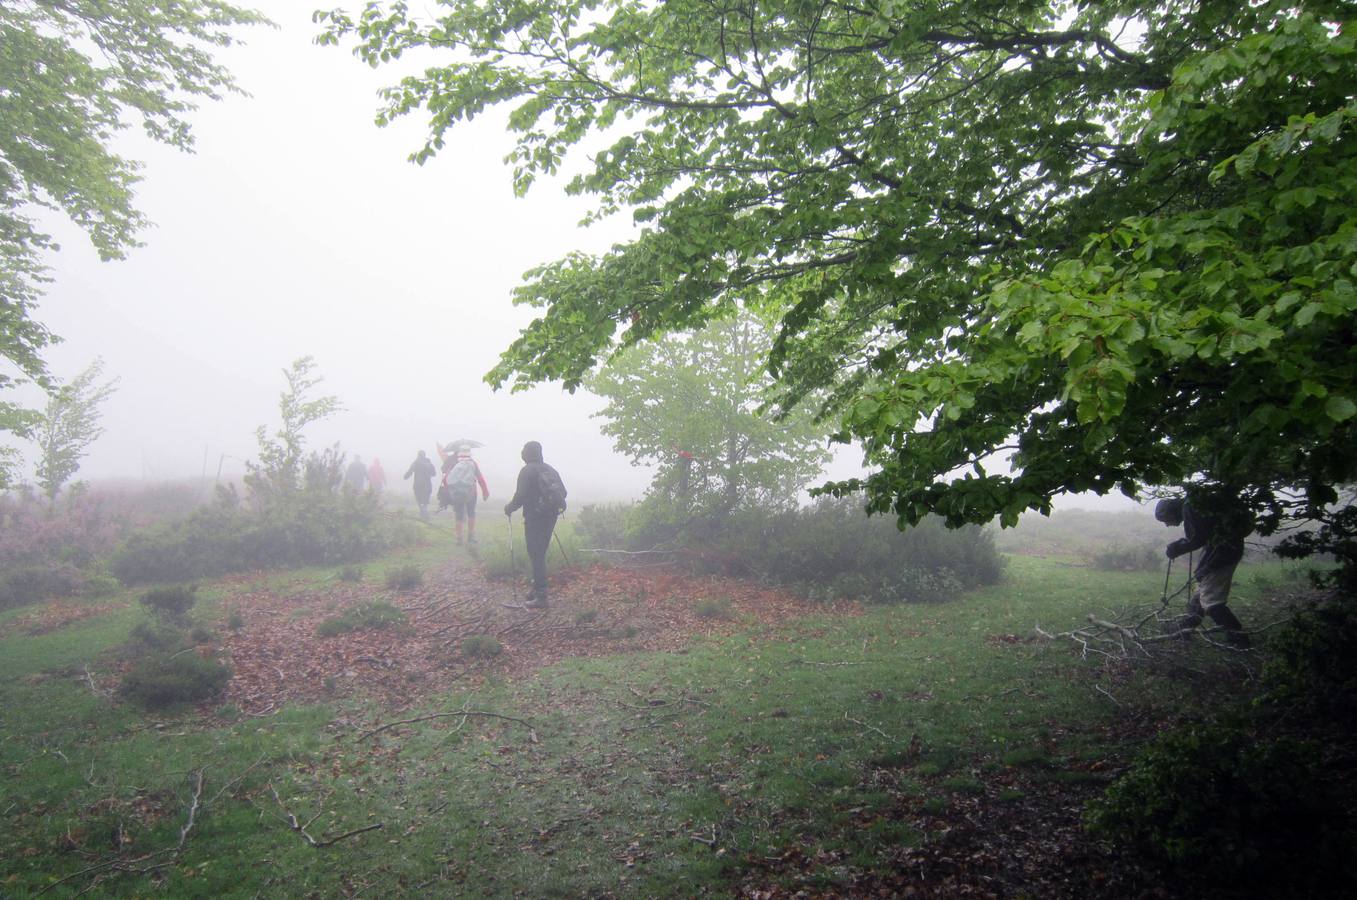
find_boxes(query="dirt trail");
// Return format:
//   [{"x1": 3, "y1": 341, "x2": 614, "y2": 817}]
[{"x1": 217, "y1": 556, "x2": 854, "y2": 714}]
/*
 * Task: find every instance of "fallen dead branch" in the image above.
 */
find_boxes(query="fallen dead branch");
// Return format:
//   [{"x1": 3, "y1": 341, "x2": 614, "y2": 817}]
[
  {"x1": 269, "y1": 783, "x2": 383, "y2": 848},
  {"x1": 38, "y1": 770, "x2": 205, "y2": 896},
  {"x1": 1035, "y1": 607, "x2": 1280, "y2": 661},
  {"x1": 356, "y1": 707, "x2": 538, "y2": 742}
]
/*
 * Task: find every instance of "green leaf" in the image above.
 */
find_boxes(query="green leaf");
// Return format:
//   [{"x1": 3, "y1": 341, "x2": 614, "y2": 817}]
[{"x1": 1325, "y1": 395, "x2": 1356, "y2": 422}]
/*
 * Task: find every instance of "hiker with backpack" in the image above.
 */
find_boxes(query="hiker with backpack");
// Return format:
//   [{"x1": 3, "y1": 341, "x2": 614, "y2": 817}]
[
  {"x1": 1155, "y1": 490, "x2": 1253, "y2": 648},
  {"x1": 503, "y1": 440, "x2": 567, "y2": 609},
  {"x1": 403, "y1": 450, "x2": 437, "y2": 519},
  {"x1": 435, "y1": 441, "x2": 490, "y2": 545},
  {"x1": 345, "y1": 454, "x2": 368, "y2": 492}
]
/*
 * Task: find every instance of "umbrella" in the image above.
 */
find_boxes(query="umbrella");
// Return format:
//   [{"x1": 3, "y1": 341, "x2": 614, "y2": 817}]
[{"x1": 445, "y1": 439, "x2": 484, "y2": 453}]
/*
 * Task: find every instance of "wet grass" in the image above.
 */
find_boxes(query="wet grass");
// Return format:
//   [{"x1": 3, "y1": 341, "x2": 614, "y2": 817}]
[{"x1": 0, "y1": 550, "x2": 1308, "y2": 897}]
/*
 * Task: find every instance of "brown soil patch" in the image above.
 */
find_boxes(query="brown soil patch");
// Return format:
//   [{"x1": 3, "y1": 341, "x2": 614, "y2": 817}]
[{"x1": 217, "y1": 562, "x2": 857, "y2": 714}]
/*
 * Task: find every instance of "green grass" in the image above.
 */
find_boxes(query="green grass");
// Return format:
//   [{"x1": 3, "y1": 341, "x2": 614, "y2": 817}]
[{"x1": 0, "y1": 552, "x2": 1302, "y2": 897}]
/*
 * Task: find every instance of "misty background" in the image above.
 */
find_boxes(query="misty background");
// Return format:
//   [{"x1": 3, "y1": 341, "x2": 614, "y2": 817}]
[{"x1": 12, "y1": 0, "x2": 1134, "y2": 514}]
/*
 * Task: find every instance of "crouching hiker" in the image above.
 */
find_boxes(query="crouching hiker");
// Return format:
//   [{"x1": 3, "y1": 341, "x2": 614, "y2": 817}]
[
  {"x1": 504, "y1": 441, "x2": 567, "y2": 609},
  {"x1": 1155, "y1": 492, "x2": 1253, "y2": 648}
]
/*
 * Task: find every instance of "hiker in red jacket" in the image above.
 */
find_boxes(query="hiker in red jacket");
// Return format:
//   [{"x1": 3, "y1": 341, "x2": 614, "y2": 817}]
[{"x1": 437, "y1": 441, "x2": 490, "y2": 545}]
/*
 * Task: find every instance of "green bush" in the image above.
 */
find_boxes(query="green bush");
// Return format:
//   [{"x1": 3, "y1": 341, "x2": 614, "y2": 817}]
[
  {"x1": 119, "y1": 653, "x2": 232, "y2": 709},
  {"x1": 0, "y1": 563, "x2": 85, "y2": 610},
  {"x1": 461, "y1": 634, "x2": 503, "y2": 658},
  {"x1": 384, "y1": 564, "x2": 422, "y2": 591},
  {"x1": 1087, "y1": 723, "x2": 1356, "y2": 894},
  {"x1": 1088, "y1": 542, "x2": 1162, "y2": 572},
  {"x1": 315, "y1": 601, "x2": 407, "y2": 637},
  {"x1": 1263, "y1": 599, "x2": 1357, "y2": 727},
  {"x1": 620, "y1": 496, "x2": 1004, "y2": 603},
  {"x1": 694, "y1": 598, "x2": 733, "y2": 620},
  {"x1": 226, "y1": 609, "x2": 245, "y2": 630},
  {"x1": 575, "y1": 503, "x2": 630, "y2": 549},
  {"x1": 338, "y1": 564, "x2": 364, "y2": 583},
  {"x1": 127, "y1": 622, "x2": 188, "y2": 653},
  {"x1": 110, "y1": 478, "x2": 395, "y2": 585},
  {"x1": 139, "y1": 585, "x2": 197, "y2": 622}
]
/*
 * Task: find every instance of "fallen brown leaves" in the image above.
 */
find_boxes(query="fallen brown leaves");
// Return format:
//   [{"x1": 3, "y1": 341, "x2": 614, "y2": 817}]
[
  {"x1": 0, "y1": 600, "x2": 127, "y2": 637},
  {"x1": 737, "y1": 759, "x2": 1168, "y2": 900},
  {"x1": 216, "y1": 562, "x2": 857, "y2": 715}
]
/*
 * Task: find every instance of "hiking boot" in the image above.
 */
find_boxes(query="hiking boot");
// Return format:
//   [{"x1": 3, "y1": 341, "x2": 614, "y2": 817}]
[
  {"x1": 1207, "y1": 606, "x2": 1251, "y2": 648},
  {"x1": 1175, "y1": 613, "x2": 1202, "y2": 636}
]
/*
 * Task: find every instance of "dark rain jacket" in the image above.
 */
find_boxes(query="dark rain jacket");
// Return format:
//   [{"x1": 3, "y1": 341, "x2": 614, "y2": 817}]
[
  {"x1": 404, "y1": 455, "x2": 437, "y2": 501},
  {"x1": 1166, "y1": 499, "x2": 1252, "y2": 575}
]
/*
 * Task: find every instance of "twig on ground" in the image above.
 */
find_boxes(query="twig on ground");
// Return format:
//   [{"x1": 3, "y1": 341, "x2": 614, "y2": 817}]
[
  {"x1": 690, "y1": 824, "x2": 719, "y2": 847},
  {"x1": 208, "y1": 754, "x2": 267, "y2": 806},
  {"x1": 844, "y1": 713, "x2": 896, "y2": 743},
  {"x1": 356, "y1": 708, "x2": 536, "y2": 741},
  {"x1": 37, "y1": 770, "x2": 205, "y2": 895},
  {"x1": 1094, "y1": 683, "x2": 1122, "y2": 706},
  {"x1": 269, "y1": 783, "x2": 384, "y2": 848}
]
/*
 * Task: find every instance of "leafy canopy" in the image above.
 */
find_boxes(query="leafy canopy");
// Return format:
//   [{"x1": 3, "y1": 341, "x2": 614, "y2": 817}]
[
  {"x1": 0, "y1": 0, "x2": 268, "y2": 482},
  {"x1": 589, "y1": 311, "x2": 830, "y2": 514},
  {"x1": 318, "y1": 0, "x2": 1357, "y2": 532}
]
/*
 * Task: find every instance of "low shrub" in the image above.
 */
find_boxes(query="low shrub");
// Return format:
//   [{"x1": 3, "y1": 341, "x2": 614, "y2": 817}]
[
  {"x1": 0, "y1": 563, "x2": 85, "y2": 610},
  {"x1": 110, "y1": 477, "x2": 397, "y2": 585},
  {"x1": 119, "y1": 653, "x2": 232, "y2": 709},
  {"x1": 1087, "y1": 723, "x2": 1356, "y2": 894},
  {"x1": 338, "y1": 565, "x2": 364, "y2": 583},
  {"x1": 0, "y1": 483, "x2": 204, "y2": 609},
  {"x1": 1263, "y1": 599, "x2": 1357, "y2": 727},
  {"x1": 127, "y1": 622, "x2": 189, "y2": 653},
  {"x1": 461, "y1": 634, "x2": 503, "y2": 658},
  {"x1": 225, "y1": 609, "x2": 245, "y2": 631},
  {"x1": 574, "y1": 503, "x2": 629, "y2": 549},
  {"x1": 1088, "y1": 542, "x2": 1161, "y2": 572},
  {"x1": 384, "y1": 564, "x2": 422, "y2": 591},
  {"x1": 315, "y1": 601, "x2": 407, "y2": 637},
  {"x1": 139, "y1": 585, "x2": 197, "y2": 623},
  {"x1": 694, "y1": 598, "x2": 734, "y2": 620},
  {"x1": 616, "y1": 496, "x2": 1004, "y2": 603},
  {"x1": 573, "y1": 609, "x2": 599, "y2": 626}
]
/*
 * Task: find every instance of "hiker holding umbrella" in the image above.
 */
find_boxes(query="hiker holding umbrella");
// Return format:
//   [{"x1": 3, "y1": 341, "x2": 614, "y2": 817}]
[{"x1": 436, "y1": 439, "x2": 490, "y2": 545}]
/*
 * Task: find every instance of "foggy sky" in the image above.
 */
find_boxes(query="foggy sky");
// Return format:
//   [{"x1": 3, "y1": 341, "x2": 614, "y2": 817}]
[{"x1": 14, "y1": 0, "x2": 1134, "y2": 514}]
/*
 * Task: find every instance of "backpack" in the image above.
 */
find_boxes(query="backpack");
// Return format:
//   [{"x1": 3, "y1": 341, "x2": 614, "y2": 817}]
[
  {"x1": 447, "y1": 458, "x2": 478, "y2": 497},
  {"x1": 531, "y1": 464, "x2": 567, "y2": 517}
]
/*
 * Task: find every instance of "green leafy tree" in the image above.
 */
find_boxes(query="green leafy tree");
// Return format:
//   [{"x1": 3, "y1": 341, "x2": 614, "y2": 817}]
[
  {"x1": 33, "y1": 358, "x2": 119, "y2": 502},
  {"x1": 245, "y1": 356, "x2": 342, "y2": 502},
  {"x1": 590, "y1": 311, "x2": 830, "y2": 515},
  {"x1": 319, "y1": 2, "x2": 1356, "y2": 545},
  {"x1": 0, "y1": 0, "x2": 268, "y2": 483}
]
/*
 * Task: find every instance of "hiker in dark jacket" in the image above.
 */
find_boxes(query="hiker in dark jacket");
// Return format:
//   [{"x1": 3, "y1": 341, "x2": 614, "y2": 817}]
[
  {"x1": 504, "y1": 441, "x2": 567, "y2": 608},
  {"x1": 1155, "y1": 492, "x2": 1253, "y2": 647},
  {"x1": 345, "y1": 455, "x2": 368, "y2": 491},
  {"x1": 404, "y1": 450, "x2": 437, "y2": 519}
]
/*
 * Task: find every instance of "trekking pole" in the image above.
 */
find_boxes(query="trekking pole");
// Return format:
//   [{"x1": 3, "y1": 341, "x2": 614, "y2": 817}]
[
  {"x1": 1186, "y1": 550, "x2": 1195, "y2": 612},
  {"x1": 1159, "y1": 556, "x2": 1174, "y2": 609},
  {"x1": 552, "y1": 530, "x2": 572, "y2": 566},
  {"x1": 506, "y1": 511, "x2": 518, "y2": 605}
]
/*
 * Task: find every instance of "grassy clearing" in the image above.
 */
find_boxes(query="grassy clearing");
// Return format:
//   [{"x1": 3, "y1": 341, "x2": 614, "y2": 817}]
[{"x1": 0, "y1": 551, "x2": 1308, "y2": 897}]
